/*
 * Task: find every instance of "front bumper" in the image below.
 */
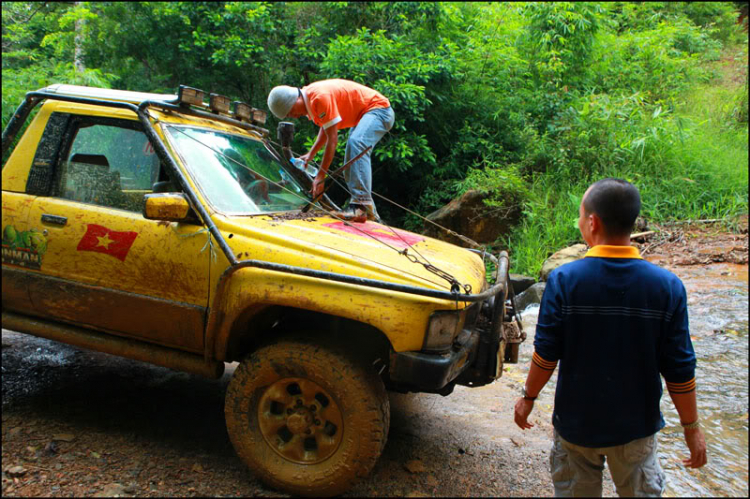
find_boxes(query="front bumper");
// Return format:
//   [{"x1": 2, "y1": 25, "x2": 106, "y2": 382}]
[
  {"x1": 388, "y1": 329, "x2": 480, "y2": 393},
  {"x1": 388, "y1": 252, "x2": 515, "y2": 394}
]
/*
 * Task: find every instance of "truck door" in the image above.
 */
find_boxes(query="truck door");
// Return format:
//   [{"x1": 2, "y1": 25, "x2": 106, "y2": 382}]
[
  {"x1": 2, "y1": 111, "x2": 72, "y2": 316},
  {"x1": 2, "y1": 193, "x2": 36, "y2": 315},
  {"x1": 25, "y1": 113, "x2": 211, "y2": 354}
]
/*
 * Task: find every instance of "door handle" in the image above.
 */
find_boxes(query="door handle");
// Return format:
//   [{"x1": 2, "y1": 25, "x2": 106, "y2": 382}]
[{"x1": 41, "y1": 214, "x2": 68, "y2": 226}]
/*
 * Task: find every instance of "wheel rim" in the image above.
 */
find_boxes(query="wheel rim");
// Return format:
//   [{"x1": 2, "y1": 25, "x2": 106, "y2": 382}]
[{"x1": 258, "y1": 377, "x2": 344, "y2": 465}]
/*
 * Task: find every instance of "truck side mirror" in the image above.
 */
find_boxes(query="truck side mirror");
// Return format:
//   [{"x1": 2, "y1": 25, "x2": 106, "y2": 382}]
[{"x1": 143, "y1": 193, "x2": 197, "y2": 223}]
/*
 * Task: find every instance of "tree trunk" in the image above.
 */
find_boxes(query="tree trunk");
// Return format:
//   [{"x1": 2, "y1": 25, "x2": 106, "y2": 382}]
[{"x1": 74, "y1": 1, "x2": 85, "y2": 73}]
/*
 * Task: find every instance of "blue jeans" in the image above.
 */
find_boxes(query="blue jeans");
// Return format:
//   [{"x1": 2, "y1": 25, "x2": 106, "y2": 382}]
[{"x1": 343, "y1": 106, "x2": 395, "y2": 207}]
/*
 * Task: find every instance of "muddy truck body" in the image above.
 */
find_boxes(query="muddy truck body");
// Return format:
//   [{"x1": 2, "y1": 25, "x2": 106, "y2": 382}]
[{"x1": 1, "y1": 84, "x2": 524, "y2": 496}]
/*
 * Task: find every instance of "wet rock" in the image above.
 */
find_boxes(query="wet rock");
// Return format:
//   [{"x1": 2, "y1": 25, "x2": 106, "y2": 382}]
[
  {"x1": 7, "y1": 466, "x2": 26, "y2": 477},
  {"x1": 404, "y1": 460, "x2": 426, "y2": 473},
  {"x1": 94, "y1": 483, "x2": 126, "y2": 497},
  {"x1": 514, "y1": 282, "x2": 546, "y2": 312},
  {"x1": 540, "y1": 244, "x2": 588, "y2": 281},
  {"x1": 423, "y1": 190, "x2": 521, "y2": 246},
  {"x1": 510, "y1": 274, "x2": 535, "y2": 294}
]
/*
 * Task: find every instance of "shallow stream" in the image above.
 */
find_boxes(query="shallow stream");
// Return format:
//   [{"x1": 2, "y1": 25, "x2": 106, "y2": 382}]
[{"x1": 517, "y1": 262, "x2": 748, "y2": 497}]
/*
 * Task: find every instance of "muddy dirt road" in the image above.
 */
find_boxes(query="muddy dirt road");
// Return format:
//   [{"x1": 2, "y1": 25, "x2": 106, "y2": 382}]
[
  {"x1": 2, "y1": 221, "x2": 747, "y2": 497},
  {"x1": 1, "y1": 328, "x2": 578, "y2": 498}
]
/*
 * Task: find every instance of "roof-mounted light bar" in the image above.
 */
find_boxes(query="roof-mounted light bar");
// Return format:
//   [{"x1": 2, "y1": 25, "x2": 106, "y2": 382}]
[
  {"x1": 175, "y1": 84, "x2": 267, "y2": 127},
  {"x1": 178, "y1": 85, "x2": 206, "y2": 107},
  {"x1": 209, "y1": 93, "x2": 231, "y2": 114},
  {"x1": 252, "y1": 109, "x2": 267, "y2": 125},
  {"x1": 233, "y1": 101, "x2": 252, "y2": 121},
  {"x1": 232, "y1": 101, "x2": 267, "y2": 125}
]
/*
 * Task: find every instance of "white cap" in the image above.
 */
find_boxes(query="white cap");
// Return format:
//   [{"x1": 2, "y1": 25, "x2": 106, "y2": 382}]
[{"x1": 267, "y1": 85, "x2": 299, "y2": 119}]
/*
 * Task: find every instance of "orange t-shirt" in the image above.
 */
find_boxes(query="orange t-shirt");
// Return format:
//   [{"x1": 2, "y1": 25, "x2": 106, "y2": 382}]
[{"x1": 301, "y1": 79, "x2": 390, "y2": 130}]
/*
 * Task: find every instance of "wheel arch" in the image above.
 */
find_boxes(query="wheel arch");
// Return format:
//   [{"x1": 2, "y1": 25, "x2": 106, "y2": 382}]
[{"x1": 219, "y1": 305, "x2": 394, "y2": 369}]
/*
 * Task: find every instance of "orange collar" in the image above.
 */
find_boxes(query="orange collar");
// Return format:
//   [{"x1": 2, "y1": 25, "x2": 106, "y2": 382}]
[
  {"x1": 584, "y1": 245, "x2": 643, "y2": 259},
  {"x1": 301, "y1": 88, "x2": 314, "y2": 122}
]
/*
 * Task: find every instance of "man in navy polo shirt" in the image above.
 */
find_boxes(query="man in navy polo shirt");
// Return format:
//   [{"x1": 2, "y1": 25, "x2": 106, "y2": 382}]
[{"x1": 513, "y1": 178, "x2": 707, "y2": 497}]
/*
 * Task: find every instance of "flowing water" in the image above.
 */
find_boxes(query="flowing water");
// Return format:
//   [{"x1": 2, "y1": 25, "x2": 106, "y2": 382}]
[{"x1": 517, "y1": 263, "x2": 748, "y2": 497}]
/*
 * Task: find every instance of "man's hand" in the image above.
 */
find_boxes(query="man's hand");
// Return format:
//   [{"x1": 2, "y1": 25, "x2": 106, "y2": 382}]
[
  {"x1": 682, "y1": 427, "x2": 707, "y2": 468},
  {"x1": 311, "y1": 173, "x2": 325, "y2": 198},
  {"x1": 299, "y1": 152, "x2": 312, "y2": 170},
  {"x1": 514, "y1": 398, "x2": 535, "y2": 430}
]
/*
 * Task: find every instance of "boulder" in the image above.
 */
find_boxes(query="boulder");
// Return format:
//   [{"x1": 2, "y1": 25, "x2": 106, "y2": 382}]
[
  {"x1": 509, "y1": 273, "x2": 535, "y2": 294},
  {"x1": 423, "y1": 190, "x2": 520, "y2": 246},
  {"x1": 514, "y1": 282, "x2": 546, "y2": 312},
  {"x1": 540, "y1": 244, "x2": 588, "y2": 281}
]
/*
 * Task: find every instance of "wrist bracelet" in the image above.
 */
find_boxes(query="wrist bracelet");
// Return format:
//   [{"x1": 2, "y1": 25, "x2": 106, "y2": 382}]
[
  {"x1": 681, "y1": 419, "x2": 700, "y2": 430},
  {"x1": 522, "y1": 387, "x2": 537, "y2": 401}
]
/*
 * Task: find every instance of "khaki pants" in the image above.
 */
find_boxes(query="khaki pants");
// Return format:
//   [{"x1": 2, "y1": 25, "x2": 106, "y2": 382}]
[{"x1": 550, "y1": 430, "x2": 666, "y2": 497}]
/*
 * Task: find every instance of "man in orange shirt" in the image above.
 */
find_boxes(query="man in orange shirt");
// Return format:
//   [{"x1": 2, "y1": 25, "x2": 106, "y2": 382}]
[{"x1": 267, "y1": 79, "x2": 395, "y2": 222}]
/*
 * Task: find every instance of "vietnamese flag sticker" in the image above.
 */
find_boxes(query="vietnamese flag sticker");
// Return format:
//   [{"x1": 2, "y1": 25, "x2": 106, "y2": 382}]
[{"x1": 76, "y1": 224, "x2": 138, "y2": 262}]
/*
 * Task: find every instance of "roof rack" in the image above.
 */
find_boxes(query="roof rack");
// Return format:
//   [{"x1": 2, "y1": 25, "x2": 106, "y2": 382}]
[
  {"x1": 42, "y1": 84, "x2": 177, "y2": 105},
  {"x1": 32, "y1": 84, "x2": 270, "y2": 138}
]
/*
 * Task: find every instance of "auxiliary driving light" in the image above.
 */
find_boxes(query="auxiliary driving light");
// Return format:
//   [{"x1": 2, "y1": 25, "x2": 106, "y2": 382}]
[
  {"x1": 252, "y1": 109, "x2": 267, "y2": 125},
  {"x1": 233, "y1": 101, "x2": 252, "y2": 121},
  {"x1": 209, "y1": 93, "x2": 231, "y2": 114},
  {"x1": 177, "y1": 85, "x2": 206, "y2": 107}
]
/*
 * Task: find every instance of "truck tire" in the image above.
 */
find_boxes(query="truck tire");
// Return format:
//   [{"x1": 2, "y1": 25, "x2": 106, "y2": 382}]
[{"x1": 225, "y1": 338, "x2": 390, "y2": 497}]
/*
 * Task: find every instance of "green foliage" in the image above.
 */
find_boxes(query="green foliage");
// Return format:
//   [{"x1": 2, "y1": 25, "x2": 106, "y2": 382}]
[
  {"x1": 587, "y1": 21, "x2": 721, "y2": 102},
  {"x1": 678, "y1": 2, "x2": 744, "y2": 42},
  {"x1": 2, "y1": 1, "x2": 747, "y2": 277},
  {"x1": 507, "y1": 54, "x2": 748, "y2": 276},
  {"x1": 458, "y1": 165, "x2": 530, "y2": 210},
  {"x1": 733, "y1": 83, "x2": 749, "y2": 124},
  {"x1": 606, "y1": 2, "x2": 743, "y2": 44},
  {"x1": 523, "y1": 2, "x2": 603, "y2": 88},
  {"x1": 1, "y1": 2, "x2": 115, "y2": 130},
  {"x1": 320, "y1": 27, "x2": 452, "y2": 172}
]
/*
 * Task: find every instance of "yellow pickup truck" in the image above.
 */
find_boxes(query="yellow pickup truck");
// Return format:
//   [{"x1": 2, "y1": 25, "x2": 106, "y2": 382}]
[{"x1": 1, "y1": 84, "x2": 523, "y2": 496}]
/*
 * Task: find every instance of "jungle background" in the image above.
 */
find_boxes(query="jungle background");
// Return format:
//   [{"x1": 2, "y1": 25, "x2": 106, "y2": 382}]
[{"x1": 3, "y1": 1, "x2": 748, "y2": 277}]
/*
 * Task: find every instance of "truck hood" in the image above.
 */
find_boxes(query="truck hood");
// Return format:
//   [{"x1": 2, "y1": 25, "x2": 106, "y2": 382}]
[{"x1": 217, "y1": 214, "x2": 487, "y2": 295}]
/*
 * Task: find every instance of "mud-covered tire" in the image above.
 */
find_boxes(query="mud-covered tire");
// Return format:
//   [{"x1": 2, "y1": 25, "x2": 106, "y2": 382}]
[{"x1": 225, "y1": 339, "x2": 390, "y2": 497}]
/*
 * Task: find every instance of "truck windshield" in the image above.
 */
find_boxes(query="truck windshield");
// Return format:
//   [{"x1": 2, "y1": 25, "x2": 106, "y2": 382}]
[{"x1": 163, "y1": 125, "x2": 309, "y2": 215}]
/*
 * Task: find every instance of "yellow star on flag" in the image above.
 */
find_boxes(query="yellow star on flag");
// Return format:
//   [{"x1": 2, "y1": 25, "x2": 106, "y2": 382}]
[{"x1": 96, "y1": 233, "x2": 114, "y2": 249}]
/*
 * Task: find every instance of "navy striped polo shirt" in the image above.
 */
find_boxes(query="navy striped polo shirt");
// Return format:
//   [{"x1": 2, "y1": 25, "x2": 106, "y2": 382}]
[{"x1": 533, "y1": 245, "x2": 696, "y2": 448}]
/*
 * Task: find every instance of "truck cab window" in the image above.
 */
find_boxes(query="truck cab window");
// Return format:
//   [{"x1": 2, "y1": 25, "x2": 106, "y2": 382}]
[{"x1": 57, "y1": 123, "x2": 160, "y2": 212}]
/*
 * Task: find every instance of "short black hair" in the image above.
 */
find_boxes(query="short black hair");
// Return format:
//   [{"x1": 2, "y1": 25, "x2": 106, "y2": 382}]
[{"x1": 583, "y1": 178, "x2": 641, "y2": 237}]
